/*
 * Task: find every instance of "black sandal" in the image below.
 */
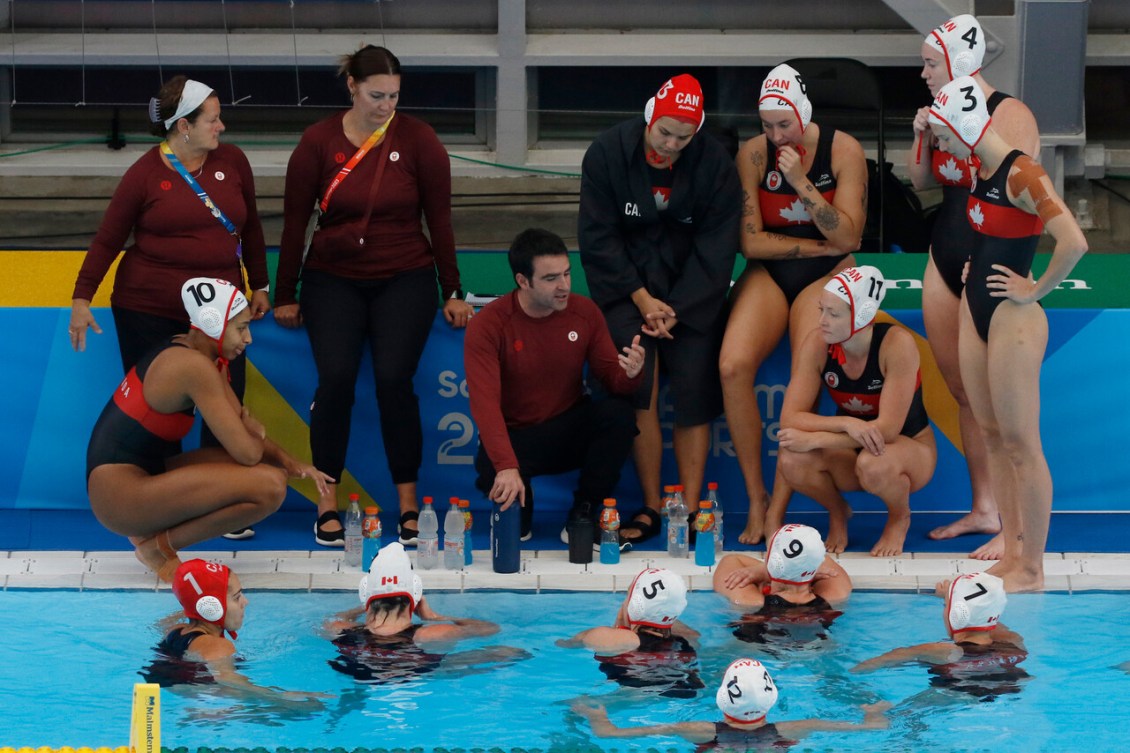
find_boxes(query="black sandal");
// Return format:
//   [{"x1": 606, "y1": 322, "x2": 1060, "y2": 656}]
[
  {"x1": 618, "y1": 507, "x2": 662, "y2": 546},
  {"x1": 315, "y1": 510, "x2": 344, "y2": 547},
  {"x1": 398, "y1": 510, "x2": 420, "y2": 546}
]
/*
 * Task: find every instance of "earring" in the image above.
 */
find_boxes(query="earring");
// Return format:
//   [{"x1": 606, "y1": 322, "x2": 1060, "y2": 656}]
[{"x1": 183, "y1": 133, "x2": 189, "y2": 143}]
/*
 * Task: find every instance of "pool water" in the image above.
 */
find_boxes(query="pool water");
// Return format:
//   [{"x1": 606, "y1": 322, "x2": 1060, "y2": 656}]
[{"x1": 1, "y1": 589, "x2": 1128, "y2": 751}]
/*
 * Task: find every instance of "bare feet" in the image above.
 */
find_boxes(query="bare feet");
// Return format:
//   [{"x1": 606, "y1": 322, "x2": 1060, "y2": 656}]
[
  {"x1": 738, "y1": 493, "x2": 769, "y2": 546},
  {"x1": 870, "y1": 514, "x2": 910, "y2": 557},
  {"x1": 970, "y1": 533, "x2": 1004, "y2": 561},
  {"x1": 997, "y1": 568, "x2": 1044, "y2": 593},
  {"x1": 134, "y1": 532, "x2": 181, "y2": 583},
  {"x1": 825, "y1": 515, "x2": 849, "y2": 554},
  {"x1": 928, "y1": 511, "x2": 1001, "y2": 540}
]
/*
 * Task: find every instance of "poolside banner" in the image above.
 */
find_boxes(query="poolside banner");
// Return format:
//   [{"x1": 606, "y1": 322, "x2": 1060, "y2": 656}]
[{"x1": 1, "y1": 251, "x2": 1127, "y2": 519}]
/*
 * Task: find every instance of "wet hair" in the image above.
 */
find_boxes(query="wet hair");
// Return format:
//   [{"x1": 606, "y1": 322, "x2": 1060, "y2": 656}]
[
  {"x1": 338, "y1": 45, "x2": 401, "y2": 81},
  {"x1": 366, "y1": 595, "x2": 412, "y2": 622},
  {"x1": 508, "y1": 227, "x2": 569, "y2": 282},
  {"x1": 147, "y1": 75, "x2": 212, "y2": 138}
]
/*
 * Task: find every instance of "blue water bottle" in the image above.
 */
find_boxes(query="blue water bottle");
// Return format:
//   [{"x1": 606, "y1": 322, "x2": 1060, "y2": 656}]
[
  {"x1": 694, "y1": 500, "x2": 715, "y2": 567},
  {"x1": 461, "y1": 499, "x2": 474, "y2": 566},
  {"x1": 599, "y1": 498, "x2": 621, "y2": 565},
  {"x1": 361, "y1": 505, "x2": 382, "y2": 572},
  {"x1": 491, "y1": 500, "x2": 520, "y2": 573}
]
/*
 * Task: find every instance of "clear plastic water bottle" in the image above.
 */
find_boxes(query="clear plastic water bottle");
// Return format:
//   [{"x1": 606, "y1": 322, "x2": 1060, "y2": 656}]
[
  {"x1": 694, "y1": 500, "x2": 715, "y2": 566},
  {"x1": 599, "y1": 498, "x2": 620, "y2": 565},
  {"x1": 668, "y1": 490, "x2": 689, "y2": 558},
  {"x1": 343, "y1": 493, "x2": 363, "y2": 568},
  {"x1": 661, "y1": 485, "x2": 676, "y2": 545},
  {"x1": 707, "y1": 481, "x2": 724, "y2": 557},
  {"x1": 361, "y1": 505, "x2": 381, "y2": 571},
  {"x1": 461, "y1": 499, "x2": 474, "y2": 566},
  {"x1": 444, "y1": 497, "x2": 465, "y2": 570},
  {"x1": 417, "y1": 496, "x2": 440, "y2": 570}
]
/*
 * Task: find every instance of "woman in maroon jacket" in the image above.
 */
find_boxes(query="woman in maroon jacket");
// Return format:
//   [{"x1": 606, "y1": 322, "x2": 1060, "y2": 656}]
[
  {"x1": 70, "y1": 76, "x2": 270, "y2": 539},
  {"x1": 274, "y1": 45, "x2": 474, "y2": 547}
]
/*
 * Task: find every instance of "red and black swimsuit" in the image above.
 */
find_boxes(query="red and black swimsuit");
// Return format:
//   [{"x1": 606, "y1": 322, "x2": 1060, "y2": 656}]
[
  {"x1": 758, "y1": 127, "x2": 846, "y2": 304},
  {"x1": 964, "y1": 149, "x2": 1043, "y2": 342},
  {"x1": 86, "y1": 339, "x2": 196, "y2": 478}
]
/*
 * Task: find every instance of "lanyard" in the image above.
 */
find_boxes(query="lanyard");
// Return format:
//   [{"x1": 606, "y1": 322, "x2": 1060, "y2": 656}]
[
  {"x1": 160, "y1": 142, "x2": 242, "y2": 258},
  {"x1": 319, "y1": 112, "x2": 396, "y2": 213}
]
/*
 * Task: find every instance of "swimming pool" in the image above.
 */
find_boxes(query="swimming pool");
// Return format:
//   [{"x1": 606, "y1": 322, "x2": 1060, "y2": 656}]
[{"x1": 1, "y1": 588, "x2": 1128, "y2": 751}]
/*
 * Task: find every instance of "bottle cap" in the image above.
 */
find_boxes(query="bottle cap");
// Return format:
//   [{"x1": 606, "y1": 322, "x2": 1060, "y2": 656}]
[
  {"x1": 423, "y1": 496, "x2": 433, "y2": 505},
  {"x1": 349, "y1": 492, "x2": 360, "y2": 501},
  {"x1": 450, "y1": 496, "x2": 459, "y2": 504},
  {"x1": 663, "y1": 485, "x2": 675, "y2": 493},
  {"x1": 460, "y1": 499, "x2": 470, "y2": 507},
  {"x1": 674, "y1": 484, "x2": 685, "y2": 492},
  {"x1": 707, "y1": 482, "x2": 718, "y2": 490},
  {"x1": 364, "y1": 506, "x2": 378, "y2": 515},
  {"x1": 699, "y1": 500, "x2": 711, "y2": 509},
  {"x1": 603, "y1": 498, "x2": 616, "y2": 507}
]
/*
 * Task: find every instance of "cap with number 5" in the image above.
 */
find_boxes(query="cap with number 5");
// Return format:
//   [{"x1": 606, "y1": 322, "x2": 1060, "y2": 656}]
[
  {"x1": 766, "y1": 524, "x2": 825, "y2": 585},
  {"x1": 626, "y1": 568, "x2": 688, "y2": 628}
]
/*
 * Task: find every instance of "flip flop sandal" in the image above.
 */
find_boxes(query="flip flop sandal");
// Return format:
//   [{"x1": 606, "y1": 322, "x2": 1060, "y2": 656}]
[
  {"x1": 617, "y1": 507, "x2": 662, "y2": 546},
  {"x1": 315, "y1": 510, "x2": 345, "y2": 547},
  {"x1": 398, "y1": 510, "x2": 420, "y2": 546}
]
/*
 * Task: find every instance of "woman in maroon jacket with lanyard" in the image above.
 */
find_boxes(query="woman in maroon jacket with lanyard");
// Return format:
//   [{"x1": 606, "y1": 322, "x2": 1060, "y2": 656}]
[
  {"x1": 70, "y1": 76, "x2": 270, "y2": 539},
  {"x1": 274, "y1": 45, "x2": 474, "y2": 547}
]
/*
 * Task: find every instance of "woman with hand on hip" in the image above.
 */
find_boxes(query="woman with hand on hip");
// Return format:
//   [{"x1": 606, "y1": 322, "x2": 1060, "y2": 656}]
[
  {"x1": 274, "y1": 46, "x2": 473, "y2": 548},
  {"x1": 928, "y1": 77, "x2": 1085, "y2": 591},
  {"x1": 909, "y1": 15, "x2": 1041, "y2": 560},
  {"x1": 719, "y1": 63, "x2": 868, "y2": 545}
]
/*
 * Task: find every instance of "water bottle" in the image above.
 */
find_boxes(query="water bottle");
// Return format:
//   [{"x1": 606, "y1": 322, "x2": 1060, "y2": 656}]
[
  {"x1": 491, "y1": 500, "x2": 521, "y2": 574},
  {"x1": 599, "y1": 498, "x2": 621, "y2": 565},
  {"x1": 343, "y1": 494, "x2": 363, "y2": 568},
  {"x1": 444, "y1": 498, "x2": 465, "y2": 570},
  {"x1": 417, "y1": 497, "x2": 440, "y2": 570},
  {"x1": 694, "y1": 500, "x2": 715, "y2": 567},
  {"x1": 667, "y1": 491, "x2": 689, "y2": 558},
  {"x1": 707, "y1": 481, "x2": 724, "y2": 557},
  {"x1": 661, "y1": 485, "x2": 676, "y2": 546},
  {"x1": 461, "y1": 499, "x2": 474, "y2": 566},
  {"x1": 361, "y1": 505, "x2": 381, "y2": 571}
]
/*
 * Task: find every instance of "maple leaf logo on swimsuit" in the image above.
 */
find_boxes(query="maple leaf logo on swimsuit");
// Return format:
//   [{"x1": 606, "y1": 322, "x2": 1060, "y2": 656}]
[
  {"x1": 969, "y1": 202, "x2": 985, "y2": 228},
  {"x1": 779, "y1": 198, "x2": 810, "y2": 224},
  {"x1": 653, "y1": 187, "x2": 671, "y2": 210},
  {"x1": 939, "y1": 157, "x2": 965, "y2": 183},
  {"x1": 839, "y1": 396, "x2": 875, "y2": 414}
]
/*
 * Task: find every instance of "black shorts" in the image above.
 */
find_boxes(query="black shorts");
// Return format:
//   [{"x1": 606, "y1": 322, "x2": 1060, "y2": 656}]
[{"x1": 600, "y1": 298, "x2": 724, "y2": 427}]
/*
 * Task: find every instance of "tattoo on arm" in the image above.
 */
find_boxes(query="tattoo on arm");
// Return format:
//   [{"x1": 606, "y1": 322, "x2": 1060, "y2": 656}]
[
  {"x1": 751, "y1": 150, "x2": 765, "y2": 170},
  {"x1": 744, "y1": 222, "x2": 758, "y2": 236},
  {"x1": 814, "y1": 204, "x2": 841, "y2": 232},
  {"x1": 741, "y1": 190, "x2": 756, "y2": 217}
]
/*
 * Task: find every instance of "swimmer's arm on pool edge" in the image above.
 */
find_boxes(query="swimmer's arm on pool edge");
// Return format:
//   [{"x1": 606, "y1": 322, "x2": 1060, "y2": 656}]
[{"x1": 850, "y1": 642, "x2": 961, "y2": 673}]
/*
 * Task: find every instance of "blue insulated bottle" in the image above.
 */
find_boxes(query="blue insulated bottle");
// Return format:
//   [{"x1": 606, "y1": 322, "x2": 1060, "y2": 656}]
[{"x1": 491, "y1": 501, "x2": 521, "y2": 573}]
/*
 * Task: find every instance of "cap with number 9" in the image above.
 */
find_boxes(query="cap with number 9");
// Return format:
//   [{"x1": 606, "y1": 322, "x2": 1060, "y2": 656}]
[{"x1": 766, "y1": 524, "x2": 825, "y2": 585}]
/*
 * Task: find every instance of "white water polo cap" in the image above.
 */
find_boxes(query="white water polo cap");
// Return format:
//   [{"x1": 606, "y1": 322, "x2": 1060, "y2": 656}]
[
  {"x1": 626, "y1": 568, "x2": 688, "y2": 628},
  {"x1": 359, "y1": 542, "x2": 424, "y2": 612},
  {"x1": 644, "y1": 73, "x2": 706, "y2": 131},
  {"x1": 759, "y1": 63, "x2": 812, "y2": 131},
  {"x1": 716, "y1": 658, "x2": 779, "y2": 724},
  {"x1": 926, "y1": 14, "x2": 985, "y2": 79},
  {"x1": 825, "y1": 265, "x2": 886, "y2": 337},
  {"x1": 928, "y1": 76, "x2": 990, "y2": 152},
  {"x1": 766, "y1": 524, "x2": 825, "y2": 585},
  {"x1": 181, "y1": 277, "x2": 248, "y2": 342},
  {"x1": 945, "y1": 572, "x2": 1007, "y2": 635}
]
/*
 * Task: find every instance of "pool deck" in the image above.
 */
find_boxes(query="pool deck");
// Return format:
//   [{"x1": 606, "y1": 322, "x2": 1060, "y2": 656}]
[
  {"x1": 4, "y1": 548, "x2": 1130, "y2": 593},
  {"x1": 3, "y1": 508, "x2": 1128, "y2": 593}
]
